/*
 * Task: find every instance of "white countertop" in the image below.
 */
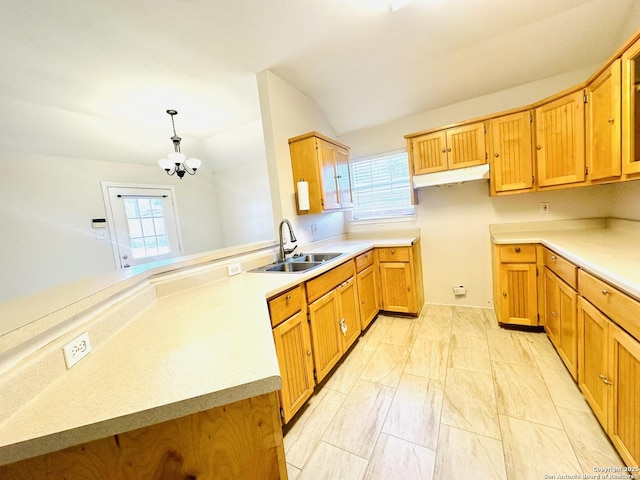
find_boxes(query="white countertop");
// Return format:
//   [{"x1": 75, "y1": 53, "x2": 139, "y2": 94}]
[
  {"x1": 0, "y1": 235, "x2": 418, "y2": 466},
  {"x1": 490, "y1": 218, "x2": 640, "y2": 301}
]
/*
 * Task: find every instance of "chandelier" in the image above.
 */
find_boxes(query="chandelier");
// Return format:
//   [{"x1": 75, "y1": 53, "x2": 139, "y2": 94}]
[{"x1": 158, "y1": 109, "x2": 201, "y2": 179}]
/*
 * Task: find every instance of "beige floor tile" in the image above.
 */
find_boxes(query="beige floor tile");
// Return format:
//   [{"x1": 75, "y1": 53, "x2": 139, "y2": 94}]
[
  {"x1": 483, "y1": 308, "x2": 501, "y2": 329},
  {"x1": 493, "y1": 361, "x2": 562, "y2": 428},
  {"x1": 383, "y1": 317, "x2": 420, "y2": 347},
  {"x1": 322, "y1": 379, "x2": 395, "y2": 459},
  {"x1": 356, "y1": 316, "x2": 394, "y2": 352},
  {"x1": 442, "y1": 367, "x2": 501, "y2": 439},
  {"x1": 324, "y1": 347, "x2": 374, "y2": 394},
  {"x1": 448, "y1": 333, "x2": 492, "y2": 374},
  {"x1": 557, "y1": 407, "x2": 624, "y2": 473},
  {"x1": 451, "y1": 308, "x2": 488, "y2": 337},
  {"x1": 499, "y1": 415, "x2": 581, "y2": 480},
  {"x1": 297, "y1": 441, "x2": 368, "y2": 480},
  {"x1": 284, "y1": 388, "x2": 347, "y2": 468},
  {"x1": 487, "y1": 328, "x2": 537, "y2": 367},
  {"x1": 404, "y1": 337, "x2": 449, "y2": 381},
  {"x1": 534, "y1": 354, "x2": 590, "y2": 412},
  {"x1": 363, "y1": 433, "x2": 436, "y2": 480},
  {"x1": 417, "y1": 315, "x2": 452, "y2": 343},
  {"x1": 521, "y1": 330, "x2": 558, "y2": 357},
  {"x1": 360, "y1": 343, "x2": 409, "y2": 387},
  {"x1": 382, "y1": 373, "x2": 443, "y2": 449},
  {"x1": 433, "y1": 425, "x2": 507, "y2": 479},
  {"x1": 425, "y1": 303, "x2": 454, "y2": 317},
  {"x1": 287, "y1": 463, "x2": 301, "y2": 480}
]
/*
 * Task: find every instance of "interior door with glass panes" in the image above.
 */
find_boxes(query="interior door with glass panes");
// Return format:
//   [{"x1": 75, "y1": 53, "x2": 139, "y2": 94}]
[{"x1": 104, "y1": 184, "x2": 183, "y2": 269}]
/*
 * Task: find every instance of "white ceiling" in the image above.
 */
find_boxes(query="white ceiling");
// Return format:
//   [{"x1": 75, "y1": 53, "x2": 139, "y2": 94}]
[{"x1": 1, "y1": 0, "x2": 639, "y2": 164}]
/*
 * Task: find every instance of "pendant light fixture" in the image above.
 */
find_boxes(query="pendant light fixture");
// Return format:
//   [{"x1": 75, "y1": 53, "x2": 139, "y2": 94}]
[{"x1": 158, "y1": 109, "x2": 201, "y2": 179}]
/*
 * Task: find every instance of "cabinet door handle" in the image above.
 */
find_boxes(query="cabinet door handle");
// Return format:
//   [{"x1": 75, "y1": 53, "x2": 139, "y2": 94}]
[
  {"x1": 502, "y1": 292, "x2": 507, "y2": 298},
  {"x1": 599, "y1": 374, "x2": 613, "y2": 385},
  {"x1": 441, "y1": 148, "x2": 447, "y2": 153},
  {"x1": 551, "y1": 311, "x2": 558, "y2": 317},
  {"x1": 536, "y1": 145, "x2": 542, "y2": 150},
  {"x1": 307, "y1": 351, "x2": 312, "y2": 356},
  {"x1": 608, "y1": 118, "x2": 615, "y2": 124},
  {"x1": 495, "y1": 153, "x2": 499, "y2": 157},
  {"x1": 447, "y1": 147, "x2": 452, "y2": 152},
  {"x1": 601, "y1": 289, "x2": 611, "y2": 296}
]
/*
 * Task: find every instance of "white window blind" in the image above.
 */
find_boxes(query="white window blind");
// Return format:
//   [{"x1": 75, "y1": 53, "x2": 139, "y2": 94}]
[{"x1": 350, "y1": 151, "x2": 414, "y2": 220}]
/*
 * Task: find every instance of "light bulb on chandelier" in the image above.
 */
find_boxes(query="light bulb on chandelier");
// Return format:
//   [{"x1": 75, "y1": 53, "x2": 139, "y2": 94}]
[{"x1": 158, "y1": 110, "x2": 202, "y2": 179}]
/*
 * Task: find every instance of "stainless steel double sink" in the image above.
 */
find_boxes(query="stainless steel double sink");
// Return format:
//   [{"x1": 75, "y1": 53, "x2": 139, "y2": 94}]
[{"x1": 250, "y1": 252, "x2": 344, "y2": 273}]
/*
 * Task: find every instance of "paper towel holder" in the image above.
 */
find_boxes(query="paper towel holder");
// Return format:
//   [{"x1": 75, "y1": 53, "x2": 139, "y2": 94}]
[{"x1": 297, "y1": 178, "x2": 310, "y2": 211}]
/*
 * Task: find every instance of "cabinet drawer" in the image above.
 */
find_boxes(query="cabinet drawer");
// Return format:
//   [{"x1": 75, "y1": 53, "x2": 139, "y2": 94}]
[
  {"x1": 543, "y1": 247, "x2": 577, "y2": 289},
  {"x1": 377, "y1": 247, "x2": 410, "y2": 263},
  {"x1": 306, "y1": 260, "x2": 355, "y2": 303},
  {"x1": 578, "y1": 269, "x2": 640, "y2": 342},
  {"x1": 498, "y1": 244, "x2": 536, "y2": 263},
  {"x1": 355, "y1": 250, "x2": 374, "y2": 272},
  {"x1": 268, "y1": 285, "x2": 305, "y2": 328}
]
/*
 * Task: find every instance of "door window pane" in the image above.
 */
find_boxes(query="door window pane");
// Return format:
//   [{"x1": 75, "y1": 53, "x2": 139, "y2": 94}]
[{"x1": 122, "y1": 196, "x2": 170, "y2": 259}]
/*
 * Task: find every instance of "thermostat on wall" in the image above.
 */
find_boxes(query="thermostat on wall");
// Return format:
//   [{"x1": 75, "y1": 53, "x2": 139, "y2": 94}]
[{"x1": 92, "y1": 218, "x2": 107, "y2": 228}]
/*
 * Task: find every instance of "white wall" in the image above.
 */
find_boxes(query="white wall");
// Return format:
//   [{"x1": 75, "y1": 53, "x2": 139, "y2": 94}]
[
  {"x1": 0, "y1": 151, "x2": 224, "y2": 303},
  {"x1": 340, "y1": 68, "x2": 621, "y2": 307},
  {"x1": 257, "y1": 70, "x2": 347, "y2": 245}
]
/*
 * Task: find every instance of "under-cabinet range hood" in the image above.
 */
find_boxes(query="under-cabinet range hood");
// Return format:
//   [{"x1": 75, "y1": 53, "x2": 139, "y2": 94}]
[{"x1": 412, "y1": 163, "x2": 490, "y2": 188}]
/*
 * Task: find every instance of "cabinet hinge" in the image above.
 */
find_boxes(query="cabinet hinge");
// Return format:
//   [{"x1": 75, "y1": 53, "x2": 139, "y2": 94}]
[
  {"x1": 585, "y1": 166, "x2": 589, "y2": 176},
  {"x1": 532, "y1": 175, "x2": 535, "y2": 184},
  {"x1": 485, "y1": 151, "x2": 488, "y2": 160},
  {"x1": 279, "y1": 407, "x2": 284, "y2": 419},
  {"x1": 536, "y1": 267, "x2": 539, "y2": 277},
  {"x1": 483, "y1": 124, "x2": 487, "y2": 134},
  {"x1": 529, "y1": 113, "x2": 533, "y2": 123},
  {"x1": 583, "y1": 94, "x2": 588, "y2": 104},
  {"x1": 313, "y1": 370, "x2": 317, "y2": 381}
]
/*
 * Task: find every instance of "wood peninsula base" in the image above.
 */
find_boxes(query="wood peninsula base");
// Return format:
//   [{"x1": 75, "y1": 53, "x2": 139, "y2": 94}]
[{"x1": 0, "y1": 391, "x2": 287, "y2": 480}]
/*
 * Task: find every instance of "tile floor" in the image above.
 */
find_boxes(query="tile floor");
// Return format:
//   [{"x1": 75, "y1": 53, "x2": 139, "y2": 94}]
[{"x1": 283, "y1": 304, "x2": 625, "y2": 480}]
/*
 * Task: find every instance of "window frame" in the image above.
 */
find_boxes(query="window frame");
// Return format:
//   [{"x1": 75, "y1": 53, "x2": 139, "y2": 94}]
[{"x1": 348, "y1": 149, "x2": 415, "y2": 223}]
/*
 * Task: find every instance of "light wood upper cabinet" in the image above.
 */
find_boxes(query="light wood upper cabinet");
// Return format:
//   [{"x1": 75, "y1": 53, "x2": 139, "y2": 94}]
[
  {"x1": 586, "y1": 59, "x2": 622, "y2": 180},
  {"x1": 622, "y1": 36, "x2": 640, "y2": 175},
  {"x1": 289, "y1": 132, "x2": 353, "y2": 215},
  {"x1": 535, "y1": 89, "x2": 586, "y2": 187},
  {"x1": 408, "y1": 122, "x2": 486, "y2": 175},
  {"x1": 488, "y1": 111, "x2": 534, "y2": 194}
]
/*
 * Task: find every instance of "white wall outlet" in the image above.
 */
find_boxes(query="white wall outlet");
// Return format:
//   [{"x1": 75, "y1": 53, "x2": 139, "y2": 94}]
[
  {"x1": 310, "y1": 224, "x2": 318, "y2": 235},
  {"x1": 95, "y1": 230, "x2": 107, "y2": 240},
  {"x1": 453, "y1": 286, "x2": 467, "y2": 296},
  {"x1": 377, "y1": 223, "x2": 386, "y2": 229},
  {"x1": 227, "y1": 263, "x2": 242, "y2": 276},
  {"x1": 540, "y1": 202, "x2": 550, "y2": 214},
  {"x1": 62, "y1": 332, "x2": 92, "y2": 369}
]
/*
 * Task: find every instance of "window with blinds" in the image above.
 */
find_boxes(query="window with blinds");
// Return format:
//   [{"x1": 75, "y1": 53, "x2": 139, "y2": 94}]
[{"x1": 350, "y1": 151, "x2": 414, "y2": 220}]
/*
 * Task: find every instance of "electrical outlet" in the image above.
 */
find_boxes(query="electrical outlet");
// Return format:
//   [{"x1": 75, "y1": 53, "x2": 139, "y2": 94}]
[
  {"x1": 227, "y1": 263, "x2": 242, "y2": 276},
  {"x1": 377, "y1": 223, "x2": 386, "y2": 229},
  {"x1": 95, "y1": 230, "x2": 107, "y2": 240},
  {"x1": 62, "y1": 332, "x2": 92, "y2": 369},
  {"x1": 453, "y1": 286, "x2": 467, "y2": 296},
  {"x1": 540, "y1": 202, "x2": 550, "y2": 214},
  {"x1": 310, "y1": 224, "x2": 318, "y2": 235}
]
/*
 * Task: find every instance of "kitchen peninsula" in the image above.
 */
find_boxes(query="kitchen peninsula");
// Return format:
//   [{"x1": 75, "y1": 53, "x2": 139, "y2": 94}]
[{"x1": 0, "y1": 232, "x2": 419, "y2": 479}]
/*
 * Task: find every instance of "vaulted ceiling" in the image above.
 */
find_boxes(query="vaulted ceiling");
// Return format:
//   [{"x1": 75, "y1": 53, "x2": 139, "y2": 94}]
[{"x1": 1, "y1": 0, "x2": 639, "y2": 167}]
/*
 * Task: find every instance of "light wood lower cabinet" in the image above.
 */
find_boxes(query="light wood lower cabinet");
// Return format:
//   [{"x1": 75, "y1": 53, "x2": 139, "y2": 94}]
[
  {"x1": 0, "y1": 392, "x2": 287, "y2": 480},
  {"x1": 578, "y1": 269, "x2": 640, "y2": 468},
  {"x1": 306, "y1": 260, "x2": 361, "y2": 384},
  {"x1": 492, "y1": 243, "x2": 538, "y2": 326},
  {"x1": 376, "y1": 241, "x2": 424, "y2": 315},
  {"x1": 357, "y1": 264, "x2": 378, "y2": 330},
  {"x1": 269, "y1": 286, "x2": 314, "y2": 423},
  {"x1": 542, "y1": 248, "x2": 578, "y2": 380},
  {"x1": 272, "y1": 311, "x2": 314, "y2": 424}
]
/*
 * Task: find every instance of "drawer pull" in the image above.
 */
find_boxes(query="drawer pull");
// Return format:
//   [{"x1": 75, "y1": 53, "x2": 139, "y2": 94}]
[
  {"x1": 286, "y1": 294, "x2": 291, "y2": 301},
  {"x1": 550, "y1": 255, "x2": 556, "y2": 260},
  {"x1": 601, "y1": 289, "x2": 611, "y2": 296},
  {"x1": 390, "y1": 249, "x2": 395, "y2": 254},
  {"x1": 515, "y1": 247, "x2": 521, "y2": 253}
]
